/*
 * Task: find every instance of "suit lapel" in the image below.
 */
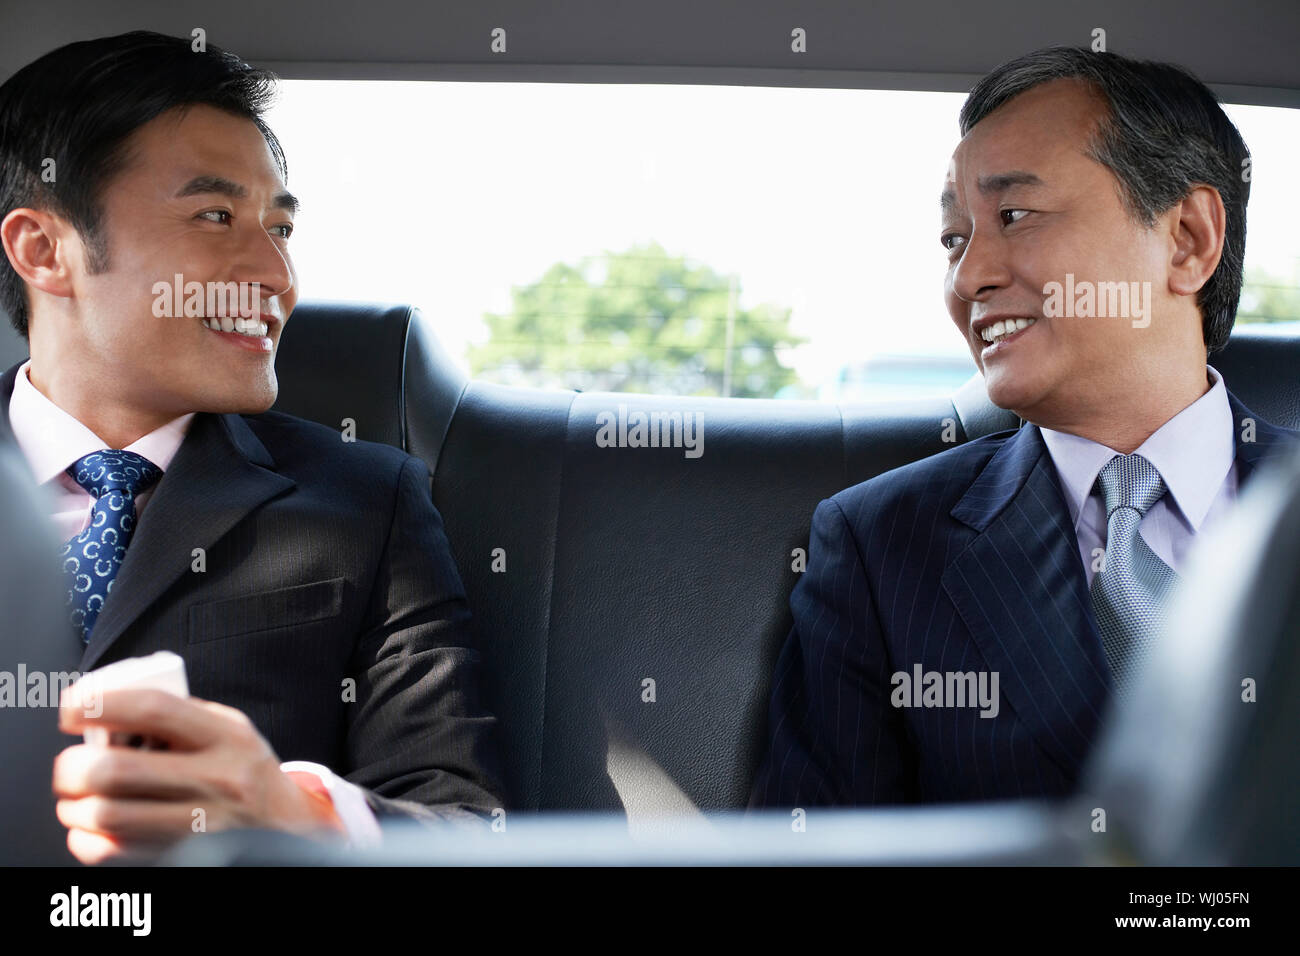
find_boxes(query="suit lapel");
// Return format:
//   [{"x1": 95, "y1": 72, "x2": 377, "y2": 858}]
[
  {"x1": 941, "y1": 424, "x2": 1108, "y2": 779},
  {"x1": 79, "y1": 412, "x2": 295, "y2": 669},
  {"x1": 3, "y1": 363, "x2": 297, "y2": 669},
  {"x1": 1225, "y1": 389, "x2": 1298, "y2": 487},
  {"x1": 939, "y1": 388, "x2": 1299, "y2": 780}
]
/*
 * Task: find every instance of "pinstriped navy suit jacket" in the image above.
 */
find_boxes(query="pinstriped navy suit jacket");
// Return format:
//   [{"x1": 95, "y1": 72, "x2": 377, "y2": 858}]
[{"x1": 749, "y1": 389, "x2": 1299, "y2": 806}]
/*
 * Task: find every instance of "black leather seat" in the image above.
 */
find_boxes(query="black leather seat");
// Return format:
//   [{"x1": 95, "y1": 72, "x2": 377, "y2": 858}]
[
  {"x1": 168, "y1": 433, "x2": 1300, "y2": 866},
  {"x1": 272, "y1": 301, "x2": 1300, "y2": 819}
]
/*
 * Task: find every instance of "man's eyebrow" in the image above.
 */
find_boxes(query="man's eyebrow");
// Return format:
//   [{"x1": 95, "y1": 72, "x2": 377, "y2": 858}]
[
  {"x1": 174, "y1": 175, "x2": 299, "y2": 214},
  {"x1": 977, "y1": 171, "x2": 1045, "y2": 194},
  {"x1": 941, "y1": 170, "x2": 1045, "y2": 214},
  {"x1": 174, "y1": 175, "x2": 246, "y2": 201},
  {"x1": 272, "y1": 191, "x2": 299, "y2": 214}
]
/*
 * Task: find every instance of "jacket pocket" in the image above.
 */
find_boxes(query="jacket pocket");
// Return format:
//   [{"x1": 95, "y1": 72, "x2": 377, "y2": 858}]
[{"x1": 187, "y1": 577, "x2": 345, "y2": 643}]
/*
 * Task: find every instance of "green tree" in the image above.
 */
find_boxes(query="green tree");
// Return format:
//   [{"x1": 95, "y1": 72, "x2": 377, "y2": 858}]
[
  {"x1": 1238, "y1": 262, "x2": 1300, "y2": 324},
  {"x1": 468, "y1": 243, "x2": 804, "y2": 397}
]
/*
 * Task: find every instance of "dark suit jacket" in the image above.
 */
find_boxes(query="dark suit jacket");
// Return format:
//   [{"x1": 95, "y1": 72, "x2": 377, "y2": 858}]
[
  {"x1": 749, "y1": 388, "x2": 1299, "y2": 807},
  {"x1": 0, "y1": 360, "x2": 506, "y2": 826}
]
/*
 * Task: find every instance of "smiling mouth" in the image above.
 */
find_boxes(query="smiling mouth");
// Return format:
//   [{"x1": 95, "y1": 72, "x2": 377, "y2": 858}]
[
  {"x1": 199, "y1": 316, "x2": 269, "y2": 337},
  {"x1": 979, "y1": 317, "x2": 1037, "y2": 349}
]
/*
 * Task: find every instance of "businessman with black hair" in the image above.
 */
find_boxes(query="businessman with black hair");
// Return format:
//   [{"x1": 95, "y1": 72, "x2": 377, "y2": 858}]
[{"x1": 0, "y1": 31, "x2": 505, "y2": 862}]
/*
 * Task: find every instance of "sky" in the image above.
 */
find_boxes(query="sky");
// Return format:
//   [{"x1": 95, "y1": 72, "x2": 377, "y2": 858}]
[{"x1": 263, "y1": 82, "x2": 1299, "y2": 392}]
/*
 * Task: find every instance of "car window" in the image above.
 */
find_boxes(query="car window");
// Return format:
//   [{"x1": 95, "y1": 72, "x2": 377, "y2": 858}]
[{"x1": 265, "y1": 83, "x2": 1300, "y2": 400}]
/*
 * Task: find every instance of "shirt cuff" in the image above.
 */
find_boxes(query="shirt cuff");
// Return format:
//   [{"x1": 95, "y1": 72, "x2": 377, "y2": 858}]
[{"x1": 279, "y1": 761, "x2": 384, "y2": 848}]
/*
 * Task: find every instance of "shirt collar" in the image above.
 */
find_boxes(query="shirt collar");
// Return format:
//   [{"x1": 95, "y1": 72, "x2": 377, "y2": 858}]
[
  {"x1": 8, "y1": 359, "x2": 195, "y2": 486},
  {"x1": 1038, "y1": 364, "x2": 1235, "y2": 532}
]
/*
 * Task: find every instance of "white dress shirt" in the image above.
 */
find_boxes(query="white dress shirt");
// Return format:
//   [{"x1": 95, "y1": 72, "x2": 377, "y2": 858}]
[
  {"x1": 1038, "y1": 364, "x2": 1238, "y2": 589},
  {"x1": 8, "y1": 359, "x2": 380, "y2": 846}
]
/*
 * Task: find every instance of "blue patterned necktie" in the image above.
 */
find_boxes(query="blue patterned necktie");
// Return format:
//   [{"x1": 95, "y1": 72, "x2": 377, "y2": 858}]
[
  {"x1": 60, "y1": 449, "x2": 163, "y2": 644},
  {"x1": 1090, "y1": 453, "x2": 1179, "y2": 700}
]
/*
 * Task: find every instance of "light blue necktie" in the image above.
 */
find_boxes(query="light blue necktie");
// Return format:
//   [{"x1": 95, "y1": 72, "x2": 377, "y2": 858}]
[
  {"x1": 1090, "y1": 453, "x2": 1179, "y2": 700},
  {"x1": 60, "y1": 449, "x2": 162, "y2": 644}
]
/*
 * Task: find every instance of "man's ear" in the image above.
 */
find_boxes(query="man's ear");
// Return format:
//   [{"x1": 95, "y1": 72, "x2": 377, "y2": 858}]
[
  {"x1": 0, "y1": 207, "x2": 82, "y2": 302},
  {"x1": 1167, "y1": 184, "x2": 1226, "y2": 298}
]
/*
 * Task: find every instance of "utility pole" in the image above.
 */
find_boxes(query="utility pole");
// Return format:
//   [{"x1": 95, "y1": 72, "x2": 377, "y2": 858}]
[{"x1": 722, "y1": 273, "x2": 737, "y2": 397}]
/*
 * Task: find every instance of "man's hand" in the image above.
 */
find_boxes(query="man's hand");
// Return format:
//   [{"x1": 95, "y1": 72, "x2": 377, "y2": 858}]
[{"x1": 54, "y1": 685, "x2": 342, "y2": 864}]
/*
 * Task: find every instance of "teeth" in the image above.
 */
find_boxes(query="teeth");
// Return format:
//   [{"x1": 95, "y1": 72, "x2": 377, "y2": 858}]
[
  {"x1": 981, "y1": 317, "x2": 1035, "y2": 344},
  {"x1": 201, "y1": 317, "x2": 269, "y2": 337}
]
